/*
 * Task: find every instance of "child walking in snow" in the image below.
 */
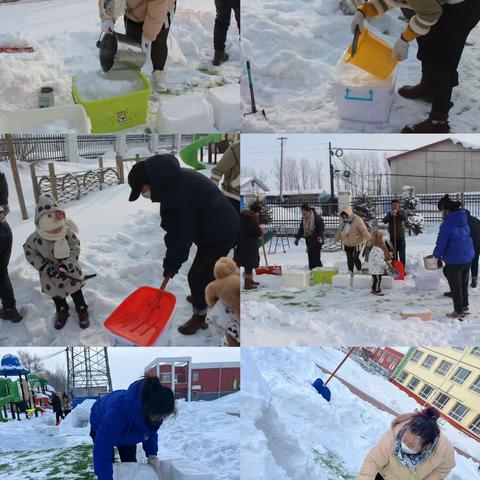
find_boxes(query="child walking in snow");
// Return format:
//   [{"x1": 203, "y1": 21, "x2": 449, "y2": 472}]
[
  {"x1": 368, "y1": 230, "x2": 392, "y2": 296},
  {"x1": 23, "y1": 195, "x2": 89, "y2": 330}
]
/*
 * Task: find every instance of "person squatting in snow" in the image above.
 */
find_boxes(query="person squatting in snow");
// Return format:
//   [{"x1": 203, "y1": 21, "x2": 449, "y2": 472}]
[
  {"x1": 239, "y1": 203, "x2": 263, "y2": 290},
  {"x1": 90, "y1": 376, "x2": 176, "y2": 480},
  {"x1": 99, "y1": 0, "x2": 177, "y2": 93},
  {"x1": 434, "y1": 195, "x2": 475, "y2": 320},
  {"x1": 127, "y1": 153, "x2": 239, "y2": 335},
  {"x1": 23, "y1": 195, "x2": 90, "y2": 330},
  {"x1": 358, "y1": 407, "x2": 455, "y2": 480},
  {"x1": 213, "y1": 0, "x2": 240, "y2": 66},
  {"x1": 0, "y1": 171, "x2": 22, "y2": 323},
  {"x1": 205, "y1": 257, "x2": 240, "y2": 346},
  {"x1": 335, "y1": 206, "x2": 371, "y2": 275},
  {"x1": 367, "y1": 230, "x2": 395, "y2": 296},
  {"x1": 294, "y1": 203, "x2": 325, "y2": 270},
  {"x1": 351, "y1": 0, "x2": 480, "y2": 134}
]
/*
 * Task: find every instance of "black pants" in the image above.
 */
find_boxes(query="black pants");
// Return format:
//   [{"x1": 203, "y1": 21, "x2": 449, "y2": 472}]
[
  {"x1": 471, "y1": 249, "x2": 480, "y2": 279},
  {"x1": 372, "y1": 275, "x2": 383, "y2": 292},
  {"x1": 214, "y1": 0, "x2": 240, "y2": 52},
  {"x1": 417, "y1": 0, "x2": 480, "y2": 114},
  {"x1": 307, "y1": 243, "x2": 323, "y2": 270},
  {"x1": 375, "y1": 475, "x2": 384, "y2": 480},
  {"x1": 53, "y1": 289, "x2": 88, "y2": 313},
  {"x1": 55, "y1": 411, "x2": 63, "y2": 423},
  {"x1": 0, "y1": 223, "x2": 15, "y2": 310},
  {"x1": 189, "y1": 244, "x2": 233, "y2": 312},
  {"x1": 444, "y1": 263, "x2": 470, "y2": 313},
  {"x1": 392, "y1": 236, "x2": 406, "y2": 267},
  {"x1": 90, "y1": 429, "x2": 137, "y2": 463},
  {"x1": 344, "y1": 245, "x2": 362, "y2": 273},
  {"x1": 125, "y1": 16, "x2": 171, "y2": 71}
]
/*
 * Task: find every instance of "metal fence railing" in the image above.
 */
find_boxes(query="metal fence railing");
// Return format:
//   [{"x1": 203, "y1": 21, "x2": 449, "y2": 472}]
[
  {"x1": 0, "y1": 134, "x2": 66, "y2": 163},
  {"x1": 77, "y1": 135, "x2": 117, "y2": 159}
]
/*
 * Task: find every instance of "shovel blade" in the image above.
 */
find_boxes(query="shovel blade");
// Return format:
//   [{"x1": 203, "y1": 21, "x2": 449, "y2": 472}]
[
  {"x1": 255, "y1": 266, "x2": 282, "y2": 276},
  {"x1": 312, "y1": 378, "x2": 331, "y2": 402}
]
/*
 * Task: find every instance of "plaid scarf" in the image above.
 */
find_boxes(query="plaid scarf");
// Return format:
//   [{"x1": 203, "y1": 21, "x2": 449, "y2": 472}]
[
  {"x1": 303, "y1": 210, "x2": 316, "y2": 237},
  {"x1": 394, "y1": 427, "x2": 439, "y2": 469}
]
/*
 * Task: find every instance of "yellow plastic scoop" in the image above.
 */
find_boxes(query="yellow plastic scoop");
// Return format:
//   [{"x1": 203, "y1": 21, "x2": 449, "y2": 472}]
[{"x1": 344, "y1": 28, "x2": 398, "y2": 80}]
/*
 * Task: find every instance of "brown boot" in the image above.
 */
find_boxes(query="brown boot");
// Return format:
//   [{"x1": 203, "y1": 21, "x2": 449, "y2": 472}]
[
  {"x1": 244, "y1": 274, "x2": 258, "y2": 290},
  {"x1": 0, "y1": 308, "x2": 23, "y2": 323},
  {"x1": 401, "y1": 111, "x2": 450, "y2": 134},
  {"x1": 212, "y1": 50, "x2": 229, "y2": 66},
  {"x1": 251, "y1": 279, "x2": 260, "y2": 286},
  {"x1": 54, "y1": 308, "x2": 69, "y2": 330},
  {"x1": 78, "y1": 307, "x2": 90, "y2": 329},
  {"x1": 398, "y1": 82, "x2": 432, "y2": 103},
  {"x1": 178, "y1": 314, "x2": 208, "y2": 335}
]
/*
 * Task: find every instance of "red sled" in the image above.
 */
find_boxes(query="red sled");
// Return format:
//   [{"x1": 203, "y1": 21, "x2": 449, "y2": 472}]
[
  {"x1": 256, "y1": 265, "x2": 282, "y2": 276},
  {"x1": 0, "y1": 46, "x2": 35, "y2": 54},
  {"x1": 392, "y1": 260, "x2": 405, "y2": 280}
]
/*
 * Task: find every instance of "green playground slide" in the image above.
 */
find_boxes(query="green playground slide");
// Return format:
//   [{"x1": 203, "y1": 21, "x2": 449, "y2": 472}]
[
  {"x1": 0, "y1": 395, "x2": 15, "y2": 422},
  {"x1": 179, "y1": 133, "x2": 223, "y2": 170},
  {"x1": 0, "y1": 378, "x2": 20, "y2": 423}
]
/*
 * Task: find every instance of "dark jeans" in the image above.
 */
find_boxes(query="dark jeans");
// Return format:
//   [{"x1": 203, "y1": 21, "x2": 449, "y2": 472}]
[
  {"x1": 189, "y1": 244, "x2": 233, "y2": 312},
  {"x1": 0, "y1": 222, "x2": 15, "y2": 309},
  {"x1": 125, "y1": 16, "x2": 171, "y2": 71},
  {"x1": 471, "y1": 249, "x2": 479, "y2": 279},
  {"x1": 55, "y1": 411, "x2": 63, "y2": 423},
  {"x1": 344, "y1": 245, "x2": 362, "y2": 273},
  {"x1": 417, "y1": 0, "x2": 480, "y2": 114},
  {"x1": 392, "y1": 236, "x2": 406, "y2": 267},
  {"x1": 214, "y1": 0, "x2": 240, "y2": 52},
  {"x1": 444, "y1": 263, "x2": 470, "y2": 313},
  {"x1": 53, "y1": 289, "x2": 88, "y2": 313},
  {"x1": 307, "y1": 243, "x2": 323, "y2": 270},
  {"x1": 372, "y1": 275, "x2": 383, "y2": 292},
  {"x1": 90, "y1": 428, "x2": 137, "y2": 463}
]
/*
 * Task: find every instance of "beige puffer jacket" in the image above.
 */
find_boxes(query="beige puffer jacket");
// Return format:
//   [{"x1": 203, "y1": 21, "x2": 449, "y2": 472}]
[
  {"x1": 211, "y1": 141, "x2": 241, "y2": 202},
  {"x1": 358, "y1": 413, "x2": 456, "y2": 480},
  {"x1": 99, "y1": 0, "x2": 176, "y2": 41},
  {"x1": 334, "y1": 207, "x2": 371, "y2": 247}
]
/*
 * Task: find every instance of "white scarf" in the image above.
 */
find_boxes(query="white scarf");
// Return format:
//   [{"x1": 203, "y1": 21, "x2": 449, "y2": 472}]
[{"x1": 36, "y1": 217, "x2": 79, "y2": 260}]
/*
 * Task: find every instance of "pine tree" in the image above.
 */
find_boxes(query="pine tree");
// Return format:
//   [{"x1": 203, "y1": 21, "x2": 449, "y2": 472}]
[
  {"x1": 353, "y1": 192, "x2": 376, "y2": 227},
  {"x1": 248, "y1": 197, "x2": 273, "y2": 226},
  {"x1": 401, "y1": 186, "x2": 424, "y2": 235}
]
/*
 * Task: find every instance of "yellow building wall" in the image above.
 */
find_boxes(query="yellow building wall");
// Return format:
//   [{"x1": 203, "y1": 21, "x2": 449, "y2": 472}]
[{"x1": 398, "y1": 347, "x2": 480, "y2": 436}]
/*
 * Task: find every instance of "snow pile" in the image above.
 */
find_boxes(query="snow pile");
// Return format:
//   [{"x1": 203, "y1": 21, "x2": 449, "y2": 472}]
[
  {"x1": 0, "y1": 32, "x2": 33, "y2": 48},
  {"x1": 61, "y1": 399, "x2": 95, "y2": 432}
]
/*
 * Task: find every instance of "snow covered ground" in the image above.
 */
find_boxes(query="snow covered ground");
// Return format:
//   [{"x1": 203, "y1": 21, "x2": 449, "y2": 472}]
[
  {"x1": 0, "y1": 392, "x2": 240, "y2": 480},
  {"x1": 0, "y1": 0, "x2": 240, "y2": 133},
  {"x1": 241, "y1": 347, "x2": 480, "y2": 480},
  {"x1": 241, "y1": 0, "x2": 480, "y2": 133},
  {"x1": 242, "y1": 226, "x2": 480, "y2": 346},
  {"x1": 0, "y1": 159, "x2": 233, "y2": 347}
]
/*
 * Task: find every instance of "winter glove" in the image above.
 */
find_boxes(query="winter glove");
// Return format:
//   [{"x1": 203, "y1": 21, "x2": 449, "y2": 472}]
[
  {"x1": 0, "y1": 204, "x2": 9, "y2": 216},
  {"x1": 294, "y1": 238, "x2": 299, "y2": 246},
  {"x1": 56, "y1": 264, "x2": 69, "y2": 279},
  {"x1": 147, "y1": 455, "x2": 163, "y2": 475},
  {"x1": 392, "y1": 36, "x2": 409, "y2": 61},
  {"x1": 45, "y1": 266, "x2": 57, "y2": 278},
  {"x1": 316, "y1": 236, "x2": 324, "y2": 245},
  {"x1": 101, "y1": 19, "x2": 115, "y2": 33},
  {"x1": 351, "y1": 10, "x2": 365, "y2": 35},
  {"x1": 141, "y1": 36, "x2": 152, "y2": 54},
  {"x1": 163, "y1": 272, "x2": 174, "y2": 280}
]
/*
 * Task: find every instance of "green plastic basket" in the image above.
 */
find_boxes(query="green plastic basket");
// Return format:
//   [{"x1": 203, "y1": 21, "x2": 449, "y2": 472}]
[
  {"x1": 72, "y1": 70, "x2": 151, "y2": 133},
  {"x1": 312, "y1": 268, "x2": 339, "y2": 285}
]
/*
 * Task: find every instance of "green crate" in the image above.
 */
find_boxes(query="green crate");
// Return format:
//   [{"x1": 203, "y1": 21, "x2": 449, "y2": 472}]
[
  {"x1": 312, "y1": 268, "x2": 339, "y2": 285},
  {"x1": 72, "y1": 70, "x2": 151, "y2": 133}
]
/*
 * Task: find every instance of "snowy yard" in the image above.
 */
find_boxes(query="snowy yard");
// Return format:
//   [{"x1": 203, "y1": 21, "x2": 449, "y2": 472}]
[
  {"x1": 241, "y1": 0, "x2": 480, "y2": 133},
  {"x1": 0, "y1": 0, "x2": 240, "y2": 133},
  {"x1": 242, "y1": 227, "x2": 480, "y2": 346},
  {"x1": 0, "y1": 159, "x2": 232, "y2": 347},
  {"x1": 241, "y1": 347, "x2": 480, "y2": 480},
  {"x1": 0, "y1": 393, "x2": 240, "y2": 480}
]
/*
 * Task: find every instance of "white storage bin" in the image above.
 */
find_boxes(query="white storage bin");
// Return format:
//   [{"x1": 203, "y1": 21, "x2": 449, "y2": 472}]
[
  {"x1": 414, "y1": 272, "x2": 441, "y2": 291},
  {"x1": 333, "y1": 59, "x2": 397, "y2": 124},
  {"x1": 282, "y1": 271, "x2": 310, "y2": 288}
]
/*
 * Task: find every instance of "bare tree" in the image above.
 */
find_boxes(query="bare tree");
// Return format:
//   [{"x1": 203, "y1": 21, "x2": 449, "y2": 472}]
[
  {"x1": 46, "y1": 365, "x2": 68, "y2": 394},
  {"x1": 17, "y1": 350, "x2": 45, "y2": 374},
  {"x1": 299, "y1": 158, "x2": 312, "y2": 190}
]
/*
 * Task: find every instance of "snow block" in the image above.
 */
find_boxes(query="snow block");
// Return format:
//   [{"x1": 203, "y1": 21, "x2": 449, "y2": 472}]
[
  {"x1": 282, "y1": 271, "x2": 310, "y2": 288},
  {"x1": 156, "y1": 93, "x2": 215, "y2": 133},
  {"x1": 400, "y1": 308, "x2": 433, "y2": 321},
  {"x1": 414, "y1": 272, "x2": 440, "y2": 291},
  {"x1": 170, "y1": 459, "x2": 214, "y2": 480},
  {"x1": 155, "y1": 450, "x2": 184, "y2": 478},
  {"x1": 113, "y1": 463, "x2": 158, "y2": 480},
  {"x1": 205, "y1": 84, "x2": 240, "y2": 132},
  {"x1": 312, "y1": 268, "x2": 339, "y2": 285}
]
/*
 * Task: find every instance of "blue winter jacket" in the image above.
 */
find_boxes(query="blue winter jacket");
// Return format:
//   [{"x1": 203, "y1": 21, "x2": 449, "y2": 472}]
[
  {"x1": 90, "y1": 379, "x2": 159, "y2": 480},
  {"x1": 433, "y1": 209, "x2": 474, "y2": 265}
]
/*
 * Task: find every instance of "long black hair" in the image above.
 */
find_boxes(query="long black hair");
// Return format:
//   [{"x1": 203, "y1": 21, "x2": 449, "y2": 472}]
[
  {"x1": 141, "y1": 376, "x2": 176, "y2": 420},
  {"x1": 407, "y1": 407, "x2": 441, "y2": 448}
]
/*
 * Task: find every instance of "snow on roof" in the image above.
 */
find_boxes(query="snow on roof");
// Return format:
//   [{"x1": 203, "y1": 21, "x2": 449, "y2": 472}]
[
  {"x1": 240, "y1": 177, "x2": 269, "y2": 192},
  {"x1": 451, "y1": 137, "x2": 480, "y2": 150}
]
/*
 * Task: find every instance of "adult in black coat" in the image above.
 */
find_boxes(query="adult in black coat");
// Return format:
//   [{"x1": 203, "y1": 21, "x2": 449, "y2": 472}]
[
  {"x1": 382, "y1": 199, "x2": 408, "y2": 268},
  {"x1": 128, "y1": 154, "x2": 239, "y2": 335},
  {"x1": 51, "y1": 391, "x2": 63, "y2": 425},
  {"x1": 239, "y1": 204, "x2": 262, "y2": 290},
  {"x1": 465, "y1": 209, "x2": 480, "y2": 287},
  {"x1": 294, "y1": 204, "x2": 324, "y2": 270},
  {"x1": 0, "y1": 172, "x2": 22, "y2": 322}
]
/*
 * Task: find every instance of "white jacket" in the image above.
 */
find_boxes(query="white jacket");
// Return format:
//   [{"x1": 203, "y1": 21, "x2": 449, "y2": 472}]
[{"x1": 368, "y1": 246, "x2": 388, "y2": 275}]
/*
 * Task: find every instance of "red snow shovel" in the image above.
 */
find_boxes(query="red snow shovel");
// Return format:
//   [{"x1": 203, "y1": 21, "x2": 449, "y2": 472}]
[
  {"x1": 313, "y1": 348, "x2": 355, "y2": 402},
  {"x1": 256, "y1": 234, "x2": 282, "y2": 275},
  {"x1": 0, "y1": 46, "x2": 35, "y2": 53},
  {"x1": 392, "y1": 213, "x2": 405, "y2": 280},
  {"x1": 104, "y1": 277, "x2": 176, "y2": 346}
]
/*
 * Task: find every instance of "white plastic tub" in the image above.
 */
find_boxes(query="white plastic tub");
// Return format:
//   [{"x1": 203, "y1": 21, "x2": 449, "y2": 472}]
[
  {"x1": 333, "y1": 59, "x2": 397, "y2": 124},
  {"x1": 282, "y1": 271, "x2": 310, "y2": 288},
  {"x1": 0, "y1": 105, "x2": 91, "y2": 133},
  {"x1": 415, "y1": 272, "x2": 441, "y2": 291}
]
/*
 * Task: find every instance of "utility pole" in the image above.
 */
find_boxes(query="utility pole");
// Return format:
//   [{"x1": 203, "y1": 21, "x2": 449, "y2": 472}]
[
  {"x1": 277, "y1": 137, "x2": 287, "y2": 201},
  {"x1": 329, "y1": 142, "x2": 335, "y2": 215}
]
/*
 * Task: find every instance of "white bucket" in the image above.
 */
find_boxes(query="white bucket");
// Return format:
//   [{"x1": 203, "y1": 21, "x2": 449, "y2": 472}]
[
  {"x1": 333, "y1": 58, "x2": 397, "y2": 124},
  {"x1": 423, "y1": 255, "x2": 440, "y2": 270}
]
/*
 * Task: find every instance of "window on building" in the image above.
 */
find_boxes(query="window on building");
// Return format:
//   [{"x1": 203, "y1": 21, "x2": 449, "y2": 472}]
[
  {"x1": 451, "y1": 367, "x2": 472, "y2": 385},
  {"x1": 452, "y1": 347, "x2": 466, "y2": 351},
  {"x1": 435, "y1": 360, "x2": 453, "y2": 377},
  {"x1": 411, "y1": 350, "x2": 423, "y2": 363},
  {"x1": 397, "y1": 371, "x2": 409, "y2": 384},
  {"x1": 469, "y1": 375, "x2": 480, "y2": 394},
  {"x1": 160, "y1": 373, "x2": 172, "y2": 383},
  {"x1": 422, "y1": 355, "x2": 437, "y2": 369},
  {"x1": 449, "y1": 403, "x2": 470, "y2": 422},
  {"x1": 193, "y1": 371, "x2": 199, "y2": 382},
  {"x1": 433, "y1": 393, "x2": 450, "y2": 410},
  {"x1": 470, "y1": 347, "x2": 480, "y2": 357},
  {"x1": 469, "y1": 415, "x2": 480, "y2": 436},
  {"x1": 407, "y1": 376, "x2": 420, "y2": 391},
  {"x1": 419, "y1": 384, "x2": 434, "y2": 400}
]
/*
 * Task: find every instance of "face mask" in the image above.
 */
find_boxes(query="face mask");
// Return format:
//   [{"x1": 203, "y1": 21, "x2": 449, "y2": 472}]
[
  {"x1": 142, "y1": 191, "x2": 151, "y2": 200},
  {"x1": 401, "y1": 441, "x2": 420, "y2": 455}
]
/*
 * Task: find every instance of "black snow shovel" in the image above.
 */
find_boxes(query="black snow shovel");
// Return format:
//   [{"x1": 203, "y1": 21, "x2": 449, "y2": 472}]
[
  {"x1": 244, "y1": 61, "x2": 267, "y2": 120},
  {"x1": 351, "y1": 26, "x2": 361, "y2": 57},
  {"x1": 312, "y1": 348, "x2": 355, "y2": 402}
]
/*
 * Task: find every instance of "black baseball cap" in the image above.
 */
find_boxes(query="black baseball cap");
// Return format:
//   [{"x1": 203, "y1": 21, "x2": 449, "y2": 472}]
[{"x1": 128, "y1": 161, "x2": 148, "y2": 201}]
